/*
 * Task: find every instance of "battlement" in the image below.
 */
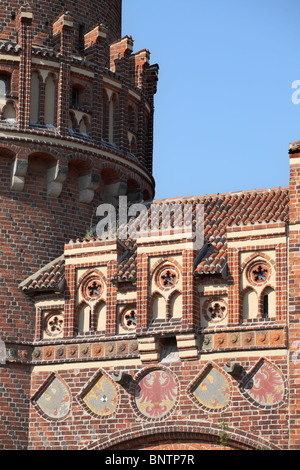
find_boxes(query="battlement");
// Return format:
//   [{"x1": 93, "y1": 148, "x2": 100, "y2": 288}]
[
  {"x1": 0, "y1": 0, "x2": 122, "y2": 48},
  {"x1": 0, "y1": 5, "x2": 158, "y2": 205}
]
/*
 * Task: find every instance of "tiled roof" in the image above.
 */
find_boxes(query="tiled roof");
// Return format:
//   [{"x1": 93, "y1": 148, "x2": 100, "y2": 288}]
[
  {"x1": 0, "y1": 41, "x2": 21, "y2": 53},
  {"x1": 19, "y1": 255, "x2": 65, "y2": 294},
  {"x1": 113, "y1": 245, "x2": 137, "y2": 283},
  {"x1": 20, "y1": 187, "x2": 289, "y2": 292},
  {"x1": 195, "y1": 186, "x2": 289, "y2": 274},
  {"x1": 114, "y1": 186, "x2": 289, "y2": 280}
]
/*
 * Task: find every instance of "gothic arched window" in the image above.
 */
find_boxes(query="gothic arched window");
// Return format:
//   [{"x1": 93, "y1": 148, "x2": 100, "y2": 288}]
[{"x1": 0, "y1": 74, "x2": 10, "y2": 97}]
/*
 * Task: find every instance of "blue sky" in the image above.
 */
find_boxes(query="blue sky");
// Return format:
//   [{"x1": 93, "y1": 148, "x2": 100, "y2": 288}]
[{"x1": 123, "y1": 0, "x2": 300, "y2": 200}]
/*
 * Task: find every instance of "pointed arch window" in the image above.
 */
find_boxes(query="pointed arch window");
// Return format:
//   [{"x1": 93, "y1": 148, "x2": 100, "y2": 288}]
[
  {"x1": 95, "y1": 301, "x2": 106, "y2": 333},
  {"x1": 30, "y1": 71, "x2": 40, "y2": 124},
  {"x1": 44, "y1": 74, "x2": 57, "y2": 127},
  {"x1": 0, "y1": 74, "x2": 10, "y2": 98},
  {"x1": 261, "y1": 286, "x2": 275, "y2": 319}
]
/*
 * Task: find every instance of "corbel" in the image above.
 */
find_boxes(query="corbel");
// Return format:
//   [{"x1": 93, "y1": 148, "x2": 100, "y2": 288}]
[
  {"x1": 10, "y1": 157, "x2": 28, "y2": 192},
  {"x1": 78, "y1": 173, "x2": 101, "y2": 204},
  {"x1": 47, "y1": 161, "x2": 68, "y2": 197},
  {"x1": 102, "y1": 179, "x2": 127, "y2": 204}
]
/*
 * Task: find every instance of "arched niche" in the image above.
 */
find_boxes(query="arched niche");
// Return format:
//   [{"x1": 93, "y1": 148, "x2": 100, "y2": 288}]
[
  {"x1": 261, "y1": 286, "x2": 276, "y2": 319},
  {"x1": 78, "y1": 302, "x2": 91, "y2": 334},
  {"x1": 127, "y1": 178, "x2": 141, "y2": 203},
  {"x1": 168, "y1": 291, "x2": 182, "y2": 319},
  {"x1": 27, "y1": 152, "x2": 58, "y2": 189},
  {"x1": 242, "y1": 287, "x2": 258, "y2": 321},
  {"x1": 95, "y1": 301, "x2": 106, "y2": 333},
  {"x1": 151, "y1": 293, "x2": 166, "y2": 321},
  {"x1": 2, "y1": 101, "x2": 16, "y2": 121},
  {"x1": 30, "y1": 71, "x2": 41, "y2": 124},
  {"x1": 44, "y1": 73, "x2": 57, "y2": 127}
]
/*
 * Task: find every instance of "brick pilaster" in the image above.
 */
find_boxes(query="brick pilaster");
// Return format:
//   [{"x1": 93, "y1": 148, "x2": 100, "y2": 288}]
[
  {"x1": 276, "y1": 242, "x2": 288, "y2": 322},
  {"x1": 136, "y1": 252, "x2": 149, "y2": 333},
  {"x1": 106, "y1": 259, "x2": 118, "y2": 336},
  {"x1": 132, "y1": 49, "x2": 150, "y2": 167},
  {"x1": 53, "y1": 12, "x2": 74, "y2": 136},
  {"x1": 288, "y1": 151, "x2": 300, "y2": 449},
  {"x1": 84, "y1": 25, "x2": 108, "y2": 145},
  {"x1": 17, "y1": 6, "x2": 33, "y2": 130},
  {"x1": 182, "y1": 249, "x2": 197, "y2": 330},
  {"x1": 110, "y1": 36, "x2": 133, "y2": 153},
  {"x1": 144, "y1": 64, "x2": 159, "y2": 173},
  {"x1": 63, "y1": 263, "x2": 76, "y2": 338},
  {"x1": 227, "y1": 247, "x2": 240, "y2": 324}
]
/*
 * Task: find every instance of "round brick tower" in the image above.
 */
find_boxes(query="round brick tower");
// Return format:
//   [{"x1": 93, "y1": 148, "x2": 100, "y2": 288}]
[
  {"x1": 0, "y1": 0, "x2": 158, "y2": 342},
  {"x1": 0, "y1": 0, "x2": 158, "y2": 448}
]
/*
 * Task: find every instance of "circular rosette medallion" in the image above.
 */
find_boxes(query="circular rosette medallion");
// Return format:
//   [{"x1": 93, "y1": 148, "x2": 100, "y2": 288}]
[
  {"x1": 203, "y1": 299, "x2": 228, "y2": 324},
  {"x1": 82, "y1": 276, "x2": 103, "y2": 301},
  {"x1": 155, "y1": 265, "x2": 179, "y2": 291},
  {"x1": 134, "y1": 369, "x2": 178, "y2": 419},
  {"x1": 45, "y1": 313, "x2": 64, "y2": 337},
  {"x1": 247, "y1": 261, "x2": 270, "y2": 286},
  {"x1": 120, "y1": 306, "x2": 137, "y2": 331}
]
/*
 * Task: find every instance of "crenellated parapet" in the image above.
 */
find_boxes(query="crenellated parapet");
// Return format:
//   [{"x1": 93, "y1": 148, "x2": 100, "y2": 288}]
[{"x1": 0, "y1": 2, "x2": 158, "y2": 202}]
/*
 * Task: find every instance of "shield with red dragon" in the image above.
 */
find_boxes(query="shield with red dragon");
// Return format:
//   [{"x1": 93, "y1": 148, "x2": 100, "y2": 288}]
[{"x1": 134, "y1": 369, "x2": 178, "y2": 419}]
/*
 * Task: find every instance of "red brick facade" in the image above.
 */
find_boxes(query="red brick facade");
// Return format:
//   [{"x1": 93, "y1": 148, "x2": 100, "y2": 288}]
[{"x1": 0, "y1": 0, "x2": 299, "y2": 452}]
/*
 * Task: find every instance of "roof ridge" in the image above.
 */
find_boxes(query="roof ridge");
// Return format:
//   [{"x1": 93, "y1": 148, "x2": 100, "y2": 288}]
[{"x1": 153, "y1": 186, "x2": 289, "y2": 204}]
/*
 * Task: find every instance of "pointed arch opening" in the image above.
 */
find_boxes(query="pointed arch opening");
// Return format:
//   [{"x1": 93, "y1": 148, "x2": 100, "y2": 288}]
[
  {"x1": 260, "y1": 286, "x2": 276, "y2": 319},
  {"x1": 242, "y1": 287, "x2": 258, "y2": 321},
  {"x1": 44, "y1": 73, "x2": 57, "y2": 127},
  {"x1": 95, "y1": 300, "x2": 106, "y2": 334},
  {"x1": 30, "y1": 71, "x2": 41, "y2": 125},
  {"x1": 168, "y1": 290, "x2": 182, "y2": 320},
  {"x1": 77, "y1": 301, "x2": 91, "y2": 334},
  {"x1": 151, "y1": 292, "x2": 166, "y2": 322}
]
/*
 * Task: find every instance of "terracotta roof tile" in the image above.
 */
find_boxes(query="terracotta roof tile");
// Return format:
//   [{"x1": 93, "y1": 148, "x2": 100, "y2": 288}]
[
  {"x1": 20, "y1": 187, "x2": 290, "y2": 291},
  {"x1": 19, "y1": 255, "x2": 65, "y2": 293},
  {"x1": 113, "y1": 186, "x2": 289, "y2": 281},
  {"x1": 194, "y1": 187, "x2": 289, "y2": 274},
  {"x1": 113, "y1": 245, "x2": 137, "y2": 283}
]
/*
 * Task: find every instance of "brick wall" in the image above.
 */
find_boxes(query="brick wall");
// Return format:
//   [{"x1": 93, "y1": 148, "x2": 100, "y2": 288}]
[
  {"x1": 28, "y1": 355, "x2": 289, "y2": 450},
  {"x1": 0, "y1": 0, "x2": 298, "y2": 453},
  {"x1": 0, "y1": 364, "x2": 31, "y2": 450},
  {"x1": 288, "y1": 152, "x2": 300, "y2": 450},
  {"x1": 0, "y1": 0, "x2": 122, "y2": 50}
]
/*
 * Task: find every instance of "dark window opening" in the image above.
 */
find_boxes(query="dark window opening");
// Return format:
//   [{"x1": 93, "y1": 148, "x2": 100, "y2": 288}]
[
  {"x1": 0, "y1": 74, "x2": 10, "y2": 97},
  {"x1": 263, "y1": 294, "x2": 269, "y2": 319},
  {"x1": 78, "y1": 24, "x2": 85, "y2": 54},
  {"x1": 72, "y1": 87, "x2": 79, "y2": 107}
]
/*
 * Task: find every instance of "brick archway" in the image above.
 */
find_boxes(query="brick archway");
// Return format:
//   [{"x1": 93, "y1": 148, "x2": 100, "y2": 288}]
[{"x1": 83, "y1": 422, "x2": 281, "y2": 451}]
